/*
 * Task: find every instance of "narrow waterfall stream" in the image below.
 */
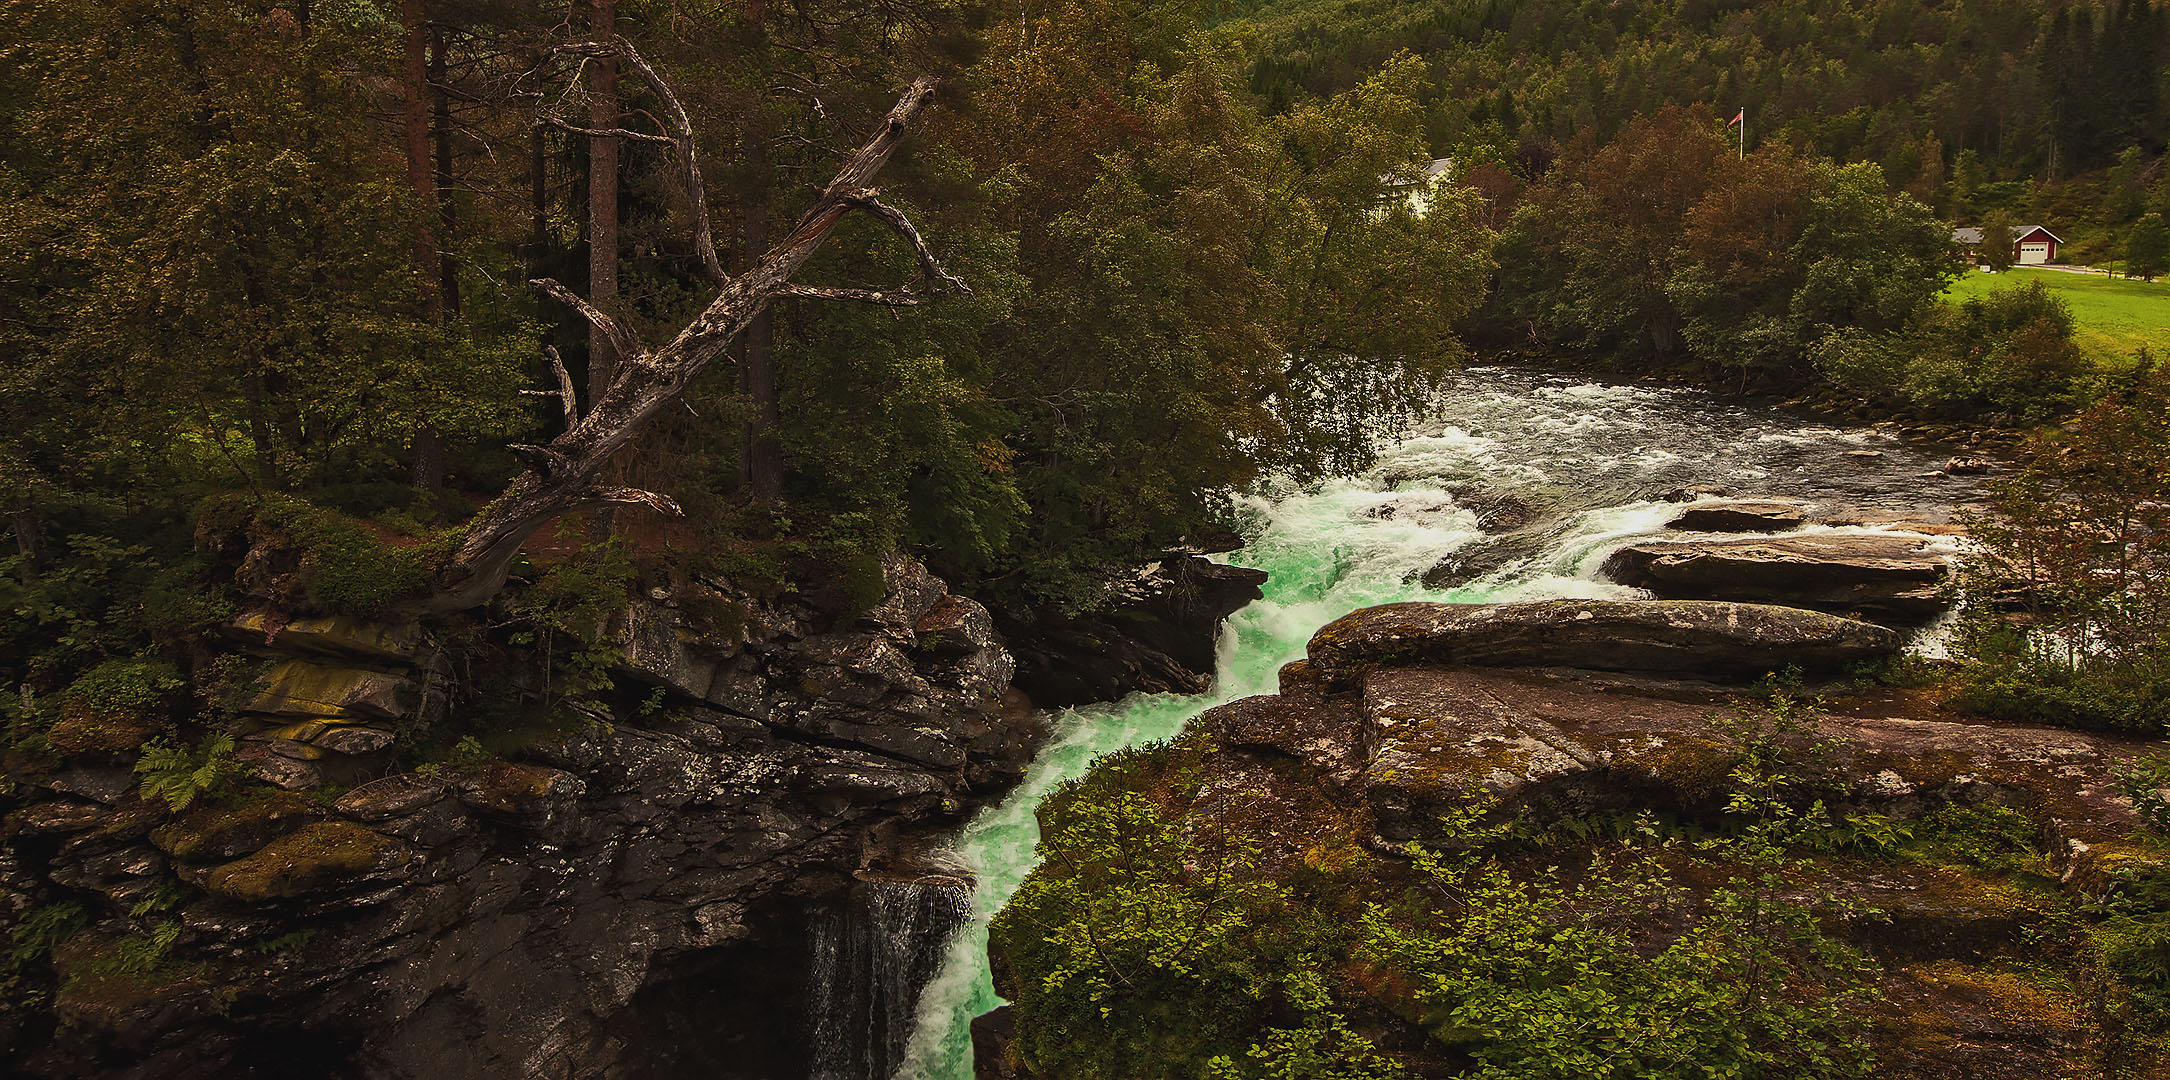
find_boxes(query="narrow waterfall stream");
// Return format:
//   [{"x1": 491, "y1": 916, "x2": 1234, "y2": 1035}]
[
  {"x1": 808, "y1": 880, "x2": 973, "y2": 1080},
  {"x1": 889, "y1": 366, "x2": 1986, "y2": 1080}
]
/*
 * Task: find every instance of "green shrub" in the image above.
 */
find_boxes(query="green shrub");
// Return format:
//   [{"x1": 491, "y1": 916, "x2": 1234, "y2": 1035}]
[
  {"x1": 63, "y1": 658, "x2": 183, "y2": 717},
  {"x1": 1952, "y1": 367, "x2": 2170, "y2": 732},
  {"x1": 996, "y1": 729, "x2": 1882, "y2": 1080},
  {"x1": 201, "y1": 493, "x2": 444, "y2": 615}
]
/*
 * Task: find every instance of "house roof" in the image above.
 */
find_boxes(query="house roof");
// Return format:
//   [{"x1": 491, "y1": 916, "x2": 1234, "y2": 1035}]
[
  {"x1": 1382, "y1": 157, "x2": 1454, "y2": 187},
  {"x1": 1953, "y1": 224, "x2": 2062, "y2": 245}
]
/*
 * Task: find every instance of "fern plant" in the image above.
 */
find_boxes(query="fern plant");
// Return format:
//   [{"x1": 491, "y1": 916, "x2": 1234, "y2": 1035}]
[{"x1": 134, "y1": 732, "x2": 243, "y2": 810}]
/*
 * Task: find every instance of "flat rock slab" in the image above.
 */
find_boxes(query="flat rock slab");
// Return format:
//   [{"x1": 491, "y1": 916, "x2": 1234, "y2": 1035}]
[
  {"x1": 1307, "y1": 599, "x2": 1899, "y2": 687},
  {"x1": 1602, "y1": 533, "x2": 1951, "y2": 620},
  {"x1": 1344, "y1": 665, "x2": 2141, "y2": 850},
  {"x1": 1666, "y1": 498, "x2": 1809, "y2": 532}
]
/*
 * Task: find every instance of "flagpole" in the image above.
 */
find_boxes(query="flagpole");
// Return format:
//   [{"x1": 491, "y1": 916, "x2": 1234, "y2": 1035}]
[{"x1": 1740, "y1": 106, "x2": 1746, "y2": 159}]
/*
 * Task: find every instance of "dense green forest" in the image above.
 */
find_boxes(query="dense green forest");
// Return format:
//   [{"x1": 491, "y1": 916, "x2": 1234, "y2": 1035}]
[
  {"x1": 0, "y1": 0, "x2": 1492, "y2": 619},
  {"x1": 1235, "y1": 0, "x2": 2165, "y2": 187},
  {"x1": 7, "y1": 0, "x2": 2169, "y2": 633},
  {"x1": 5, "y1": 0, "x2": 2168, "y2": 761}
]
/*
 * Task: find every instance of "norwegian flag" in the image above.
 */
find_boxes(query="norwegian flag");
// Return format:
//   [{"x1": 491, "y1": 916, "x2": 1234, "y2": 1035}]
[{"x1": 1728, "y1": 108, "x2": 1745, "y2": 127}]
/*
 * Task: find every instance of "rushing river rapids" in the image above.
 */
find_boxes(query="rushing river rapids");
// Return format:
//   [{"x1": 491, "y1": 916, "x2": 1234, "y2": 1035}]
[{"x1": 882, "y1": 366, "x2": 1984, "y2": 1080}]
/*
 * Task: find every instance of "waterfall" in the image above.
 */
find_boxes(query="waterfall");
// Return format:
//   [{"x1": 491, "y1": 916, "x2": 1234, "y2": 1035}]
[
  {"x1": 891, "y1": 366, "x2": 1982, "y2": 1080},
  {"x1": 806, "y1": 878, "x2": 972, "y2": 1080}
]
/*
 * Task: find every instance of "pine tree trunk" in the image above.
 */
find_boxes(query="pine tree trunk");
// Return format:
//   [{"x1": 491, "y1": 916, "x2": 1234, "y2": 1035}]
[
  {"x1": 586, "y1": 0, "x2": 620, "y2": 405},
  {"x1": 743, "y1": 132, "x2": 784, "y2": 503},
  {"x1": 585, "y1": 0, "x2": 621, "y2": 538},
  {"x1": 401, "y1": 0, "x2": 446, "y2": 492}
]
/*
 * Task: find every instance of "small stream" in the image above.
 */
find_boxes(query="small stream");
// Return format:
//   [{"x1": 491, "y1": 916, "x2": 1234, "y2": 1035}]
[{"x1": 880, "y1": 366, "x2": 1982, "y2": 1079}]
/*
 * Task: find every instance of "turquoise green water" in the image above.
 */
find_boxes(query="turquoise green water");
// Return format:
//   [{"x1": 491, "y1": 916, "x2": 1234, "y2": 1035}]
[{"x1": 891, "y1": 367, "x2": 1975, "y2": 1079}]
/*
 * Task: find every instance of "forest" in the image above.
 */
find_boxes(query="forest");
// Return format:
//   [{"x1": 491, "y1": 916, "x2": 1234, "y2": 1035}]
[{"x1": 4, "y1": 0, "x2": 2170, "y2": 1078}]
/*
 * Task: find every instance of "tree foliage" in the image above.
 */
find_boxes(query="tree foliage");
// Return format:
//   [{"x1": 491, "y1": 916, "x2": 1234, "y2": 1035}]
[
  {"x1": 1485, "y1": 108, "x2": 1953, "y2": 385},
  {"x1": 1953, "y1": 364, "x2": 2170, "y2": 731}
]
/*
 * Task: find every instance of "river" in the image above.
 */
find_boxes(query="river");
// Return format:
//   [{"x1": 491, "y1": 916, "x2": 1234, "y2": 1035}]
[{"x1": 886, "y1": 365, "x2": 1981, "y2": 1080}]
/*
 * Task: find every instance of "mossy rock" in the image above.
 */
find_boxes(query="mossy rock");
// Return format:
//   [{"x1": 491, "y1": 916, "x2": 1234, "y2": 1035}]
[
  {"x1": 192, "y1": 821, "x2": 404, "y2": 901},
  {"x1": 151, "y1": 791, "x2": 320, "y2": 862},
  {"x1": 46, "y1": 702, "x2": 163, "y2": 756},
  {"x1": 231, "y1": 611, "x2": 423, "y2": 664},
  {"x1": 454, "y1": 761, "x2": 583, "y2": 820},
  {"x1": 246, "y1": 660, "x2": 413, "y2": 720},
  {"x1": 51, "y1": 934, "x2": 214, "y2": 1032},
  {"x1": 1615, "y1": 735, "x2": 1744, "y2": 802}
]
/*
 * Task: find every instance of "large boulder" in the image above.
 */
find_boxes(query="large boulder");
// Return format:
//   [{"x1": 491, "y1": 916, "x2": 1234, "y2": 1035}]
[
  {"x1": 999, "y1": 555, "x2": 1267, "y2": 707},
  {"x1": 1307, "y1": 599, "x2": 1899, "y2": 687},
  {"x1": 1601, "y1": 533, "x2": 1951, "y2": 621},
  {"x1": 1665, "y1": 498, "x2": 1809, "y2": 533}
]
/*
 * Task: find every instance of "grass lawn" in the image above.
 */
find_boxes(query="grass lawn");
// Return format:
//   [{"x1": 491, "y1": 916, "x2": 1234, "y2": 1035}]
[{"x1": 1942, "y1": 267, "x2": 2170, "y2": 366}]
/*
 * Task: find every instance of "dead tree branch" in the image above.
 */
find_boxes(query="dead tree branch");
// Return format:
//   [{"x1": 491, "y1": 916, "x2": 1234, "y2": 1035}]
[
  {"x1": 518, "y1": 345, "x2": 582, "y2": 430},
  {"x1": 531, "y1": 277, "x2": 644, "y2": 363},
  {"x1": 557, "y1": 36, "x2": 727, "y2": 285},
  {"x1": 416, "y1": 65, "x2": 960, "y2": 613}
]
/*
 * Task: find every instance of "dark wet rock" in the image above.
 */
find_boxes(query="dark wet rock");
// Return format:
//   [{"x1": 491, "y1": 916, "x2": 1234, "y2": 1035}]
[
  {"x1": 8, "y1": 800, "x2": 109, "y2": 836},
  {"x1": 1308, "y1": 599, "x2": 1899, "y2": 688},
  {"x1": 1416, "y1": 536, "x2": 1536, "y2": 589},
  {"x1": 973, "y1": 1004, "x2": 1024, "y2": 1079},
  {"x1": 1441, "y1": 487, "x2": 1540, "y2": 533},
  {"x1": 40, "y1": 766, "x2": 138, "y2": 806},
  {"x1": 1663, "y1": 484, "x2": 1734, "y2": 502},
  {"x1": 5, "y1": 556, "x2": 1042, "y2": 1080},
  {"x1": 333, "y1": 775, "x2": 450, "y2": 823},
  {"x1": 999, "y1": 554, "x2": 1266, "y2": 707},
  {"x1": 1665, "y1": 498, "x2": 1809, "y2": 533},
  {"x1": 1601, "y1": 533, "x2": 1952, "y2": 621}
]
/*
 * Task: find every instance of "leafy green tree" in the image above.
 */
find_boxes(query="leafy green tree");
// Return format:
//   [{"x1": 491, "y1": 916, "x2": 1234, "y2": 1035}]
[
  {"x1": 0, "y1": 1, "x2": 531, "y2": 500},
  {"x1": 1788, "y1": 162, "x2": 1958, "y2": 336},
  {"x1": 2129, "y1": 212, "x2": 2170, "y2": 281},
  {"x1": 1979, "y1": 211, "x2": 2015, "y2": 271},
  {"x1": 1954, "y1": 364, "x2": 2170, "y2": 731}
]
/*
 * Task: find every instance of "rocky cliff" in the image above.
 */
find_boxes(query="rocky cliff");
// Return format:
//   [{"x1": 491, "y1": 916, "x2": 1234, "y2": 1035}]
[
  {"x1": 3, "y1": 556, "x2": 1039, "y2": 1079},
  {"x1": 981, "y1": 599, "x2": 2168, "y2": 1079}
]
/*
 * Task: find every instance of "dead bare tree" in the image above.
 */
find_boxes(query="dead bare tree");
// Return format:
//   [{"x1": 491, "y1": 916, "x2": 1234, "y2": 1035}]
[{"x1": 419, "y1": 36, "x2": 965, "y2": 613}]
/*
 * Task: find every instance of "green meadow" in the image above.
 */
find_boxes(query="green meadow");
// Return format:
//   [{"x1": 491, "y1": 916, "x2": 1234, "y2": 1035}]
[{"x1": 1943, "y1": 267, "x2": 2170, "y2": 365}]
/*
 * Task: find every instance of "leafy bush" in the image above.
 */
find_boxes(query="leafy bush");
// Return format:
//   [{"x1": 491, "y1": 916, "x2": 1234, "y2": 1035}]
[
  {"x1": 995, "y1": 726, "x2": 1882, "y2": 1080},
  {"x1": 134, "y1": 732, "x2": 245, "y2": 811},
  {"x1": 202, "y1": 493, "x2": 443, "y2": 615},
  {"x1": 1819, "y1": 280, "x2": 2091, "y2": 423},
  {"x1": 63, "y1": 658, "x2": 183, "y2": 717},
  {"x1": 1951, "y1": 366, "x2": 2170, "y2": 732}
]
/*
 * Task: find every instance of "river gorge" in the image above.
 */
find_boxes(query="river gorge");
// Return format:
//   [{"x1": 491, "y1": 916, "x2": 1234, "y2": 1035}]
[{"x1": 888, "y1": 365, "x2": 1990, "y2": 1080}]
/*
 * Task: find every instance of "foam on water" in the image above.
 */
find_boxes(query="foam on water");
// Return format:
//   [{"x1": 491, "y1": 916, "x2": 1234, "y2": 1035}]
[{"x1": 888, "y1": 367, "x2": 1978, "y2": 1080}]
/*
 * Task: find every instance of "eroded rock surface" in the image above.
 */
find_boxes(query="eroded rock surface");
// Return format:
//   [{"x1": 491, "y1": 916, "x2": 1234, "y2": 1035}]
[
  {"x1": 3, "y1": 556, "x2": 1042, "y2": 1080},
  {"x1": 1307, "y1": 598, "x2": 1900, "y2": 687},
  {"x1": 998, "y1": 554, "x2": 1267, "y2": 707},
  {"x1": 989, "y1": 597, "x2": 2158, "y2": 1080},
  {"x1": 1602, "y1": 533, "x2": 1953, "y2": 621}
]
